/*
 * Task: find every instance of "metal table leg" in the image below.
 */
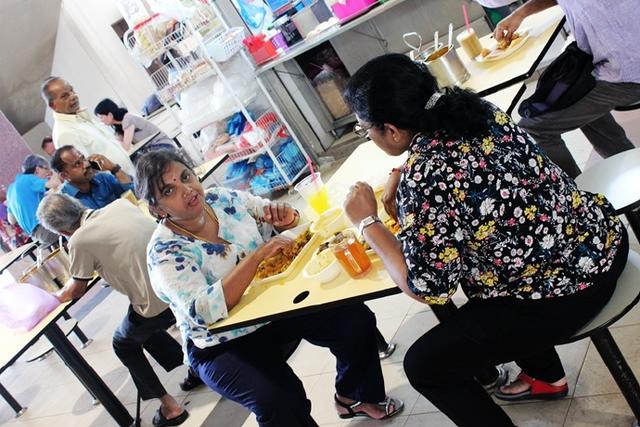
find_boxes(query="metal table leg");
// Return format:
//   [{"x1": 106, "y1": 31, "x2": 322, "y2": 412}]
[
  {"x1": 44, "y1": 323, "x2": 133, "y2": 427},
  {"x1": 375, "y1": 328, "x2": 396, "y2": 360},
  {"x1": 591, "y1": 329, "x2": 640, "y2": 421},
  {"x1": 0, "y1": 383, "x2": 26, "y2": 417},
  {"x1": 60, "y1": 312, "x2": 93, "y2": 348},
  {"x1": 625, "y1": 210, "x2": 640, "y2": 244}
]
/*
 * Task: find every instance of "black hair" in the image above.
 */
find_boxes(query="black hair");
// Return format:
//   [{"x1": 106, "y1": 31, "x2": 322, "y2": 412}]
[
  {"x1": 41, "y1": 136, "x2": 54, "y2": 149},
  {"x1": 50, "y1": 145, "x2": 76, "y2": 173},
  {"x1": 344, "y1": 53, "x2": 492, "y2": 140},
  {"x1": 94, "y1": 98, "x2": 128, "y2": 135},
  {"x1": 135, "y1": 149, "x2": 193, "y2": 206}
]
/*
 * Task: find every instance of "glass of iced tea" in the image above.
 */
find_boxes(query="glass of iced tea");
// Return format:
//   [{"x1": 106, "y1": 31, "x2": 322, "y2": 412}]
[{"x1": 329, "y1": 230, "x2": 372, "y2": 279}]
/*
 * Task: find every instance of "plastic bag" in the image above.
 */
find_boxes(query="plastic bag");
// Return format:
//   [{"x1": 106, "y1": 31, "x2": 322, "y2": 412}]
[{"x1": 0, "y1": 283, "x2": 60, "y2": 331}]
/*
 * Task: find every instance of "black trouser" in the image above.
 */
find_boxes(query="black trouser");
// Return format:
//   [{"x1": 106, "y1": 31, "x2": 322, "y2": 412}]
[
  {"x1": 113, "y1": 307, "x2": 183, "y2": 400},
  {"x1": 404, "y1": 231, "x2": 629, "y2": 427},
  {"x1": 188, "y1": 304, "x2": 385, "y2": 427}
]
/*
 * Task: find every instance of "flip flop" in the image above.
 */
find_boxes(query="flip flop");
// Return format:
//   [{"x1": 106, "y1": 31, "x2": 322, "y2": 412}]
[
  {"x1": 494, "y1": 372, "x2": 568, "y2": 402},
  {"x1": 334, "y1": 394, "x2": 404, "y2": 420},
  {"x1": 152, "y1": 407, "x2": 189, "y2": 427}
]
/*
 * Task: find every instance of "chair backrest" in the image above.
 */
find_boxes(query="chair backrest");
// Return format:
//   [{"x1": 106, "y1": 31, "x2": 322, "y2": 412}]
[{"x1": 568, "y1": 250, "x2": 640, "y2": 341}]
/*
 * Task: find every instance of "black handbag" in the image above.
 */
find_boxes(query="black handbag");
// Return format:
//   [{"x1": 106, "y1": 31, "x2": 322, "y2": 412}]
[{"x1": 518, "y1": 42, "x2": 596, "y2": 119}]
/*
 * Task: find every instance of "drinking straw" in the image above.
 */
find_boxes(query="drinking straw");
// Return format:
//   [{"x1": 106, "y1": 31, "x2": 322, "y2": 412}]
[
  {"x1": 462, "y1": 4, "x2": 471, "y2": 33},
  {"x1": 447, "y1": 23, "x2": 453, "y2": 47},
  {"x1": 306, "y1": 157, "x2": 319, "y2": 187}
]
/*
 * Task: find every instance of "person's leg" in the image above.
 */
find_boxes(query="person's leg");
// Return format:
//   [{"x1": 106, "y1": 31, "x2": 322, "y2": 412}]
[
  {"x1": 188, "y1": 334, "x2": 316, "y2": 427},
  {"x1": 112, "y1": 307, "x2": 186, "y2": 420},
  {"x1": 403, "y1": 300, "x2": 518, "y2": 427},
  {"x1": 267, "y1": 304, "x2": 400, "y2": 419},
  {"x1": 519, "y1": 81, "x2": 640, "y2": 178}
]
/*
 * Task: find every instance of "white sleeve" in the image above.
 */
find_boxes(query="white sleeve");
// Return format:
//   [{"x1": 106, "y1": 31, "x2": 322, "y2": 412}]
[{"x1": 147, "y1": 242, "x2": 229, "y2": 326}]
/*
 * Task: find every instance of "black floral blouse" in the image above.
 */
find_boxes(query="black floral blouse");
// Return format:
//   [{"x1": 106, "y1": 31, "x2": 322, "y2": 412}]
[{"x1": 396, "y1": 106, "x2": 624, "y2": 304}]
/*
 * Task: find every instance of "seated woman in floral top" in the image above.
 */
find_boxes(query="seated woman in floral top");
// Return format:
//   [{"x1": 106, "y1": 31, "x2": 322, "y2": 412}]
[
  {"x1": 135, "y1": 150, "x2": 402, "y2": 426},
  {"x1": 343, "y1": 54, "x2": 628, "y2": 427}
]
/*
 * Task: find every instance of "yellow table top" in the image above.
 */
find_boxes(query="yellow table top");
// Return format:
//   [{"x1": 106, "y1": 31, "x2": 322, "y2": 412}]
[
  {"x1": 0, "y1": 303, "x2": 70, "y2": 371},
  {"x1": 483, "y1": 83, "x2": 527, "y2": 114},
  {"x1": 0, "y1": 276, "x2": 100, "y2": 371},
  {"x1": 0, "y1": 243, "x2": 38, "y2": 274},
  {"x1": 209, "y1": 142, "x2": 406, "y2": 332},
  {"x1": 194, "y1": 154, "x2": 229, "y2": 182},
  {"x1": 459, "y1": 6, "x2": 565, "y2": 96}
]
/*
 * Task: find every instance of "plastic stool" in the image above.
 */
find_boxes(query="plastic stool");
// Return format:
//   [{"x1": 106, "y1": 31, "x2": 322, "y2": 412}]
[{"x1": 559, "y1": 250, "x2": 640, "y2": 424}]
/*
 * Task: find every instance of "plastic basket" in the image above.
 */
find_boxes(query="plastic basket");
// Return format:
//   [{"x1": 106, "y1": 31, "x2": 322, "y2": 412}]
[{"x1": 205, "y1": 27, "x2": 245, "y2": 62}]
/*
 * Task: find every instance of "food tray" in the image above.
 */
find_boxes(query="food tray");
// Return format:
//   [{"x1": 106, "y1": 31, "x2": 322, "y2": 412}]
[
  {"x1": 475, "y1": 30, "x2": 530, "y2": 63},
  {"x1": 253, "y1": 223, "x2": 322, "y2": 285}
]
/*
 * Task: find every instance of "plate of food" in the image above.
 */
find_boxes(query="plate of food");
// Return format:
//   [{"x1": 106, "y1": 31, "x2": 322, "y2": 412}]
[
  {"x1": 475, "y1": 30, "x2": 530, "y2": 63},
  {"x1": 254, "y1": 223, "x2": 320, "y2": 284}
]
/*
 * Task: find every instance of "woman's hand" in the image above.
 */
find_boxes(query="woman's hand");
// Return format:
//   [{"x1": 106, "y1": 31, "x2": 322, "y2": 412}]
[
  {"x1": 494, "y1": 11, "x2": 524, "y2": 42},
  {"x1": 255, "y1": 235, "x2": 294, "y2": 261},
  {"x1": 344, "y1": 182, "x2": 378, "y2": 225},
  {"x1": 382, "y1": 170, "x2": 401, "y2": 222},
  {"x1": 263, "y1": 202, "x2": 298, "y2": 229}
]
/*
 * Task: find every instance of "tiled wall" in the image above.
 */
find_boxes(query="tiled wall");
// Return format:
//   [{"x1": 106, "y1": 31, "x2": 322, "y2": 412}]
[{"x1": 0, "y1": 110, "x2": 32, "y2": 187}]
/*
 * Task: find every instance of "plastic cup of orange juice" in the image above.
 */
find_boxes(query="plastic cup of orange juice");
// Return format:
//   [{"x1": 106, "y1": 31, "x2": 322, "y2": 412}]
[
  {"x1": 329, "y1": 229, "x2": 372, "y2": 279},
  {"x1": 294, "y1": 172, "x2": 330, "y2": 215}
]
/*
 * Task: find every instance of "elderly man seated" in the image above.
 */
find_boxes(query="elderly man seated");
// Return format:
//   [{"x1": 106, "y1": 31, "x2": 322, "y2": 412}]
[
  {"x1": 52, "y1": 145, "x2": 133, "y2": 209},
  {"x1": 6, "y1": 154, "x2": 60, "y2": 244},
  {"x1": 37, "y1": 194, "x2": 203, "y2": 427}
]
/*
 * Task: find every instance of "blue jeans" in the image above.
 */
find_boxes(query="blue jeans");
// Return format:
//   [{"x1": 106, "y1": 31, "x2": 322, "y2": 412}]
[{"x1": 187, "y1": 304, "x2": 385, "y2": 427}]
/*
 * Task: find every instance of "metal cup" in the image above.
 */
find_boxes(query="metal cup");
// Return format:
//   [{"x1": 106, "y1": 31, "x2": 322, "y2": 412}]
[{"x1": 421, "y1": 43, "x2": 470, "y2": 88}]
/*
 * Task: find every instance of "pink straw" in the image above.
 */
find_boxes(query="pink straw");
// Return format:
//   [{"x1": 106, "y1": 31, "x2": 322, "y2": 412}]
[
  {"x1": 462, "y1": 4, "x2": 471, "y2": 32},
  {"x1": 306, "y1": 158, "x2": 319, "y2": 186}
]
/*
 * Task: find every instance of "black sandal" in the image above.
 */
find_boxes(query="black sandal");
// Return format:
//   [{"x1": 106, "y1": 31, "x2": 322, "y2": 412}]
[
  {"x1": 334, "y1": 394, "x2": 404, "y2": 420},
  {"x1": 152, "y1": 407, "x2": 189, "y2": 427}
]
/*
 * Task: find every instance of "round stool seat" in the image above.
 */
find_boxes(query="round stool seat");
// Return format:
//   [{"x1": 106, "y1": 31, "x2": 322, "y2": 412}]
[
  {"x1": 568, "y1": 250, "x2": 640, "y2": 342},
  {"x1": 575, "y1": 148, "x2": 640, "y2": 214}
]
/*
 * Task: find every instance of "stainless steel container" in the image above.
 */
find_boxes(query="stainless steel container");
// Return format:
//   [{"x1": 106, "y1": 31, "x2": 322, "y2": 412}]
[
  {"x1": 19, "y1": 263, "x2": 59, "y2": 293},
  {"x1": 41, "y1": 248, "x2": 71, "y2": 286},
  {"x1": 421, "y1": 44, "x2": 470, "y2": 88}
]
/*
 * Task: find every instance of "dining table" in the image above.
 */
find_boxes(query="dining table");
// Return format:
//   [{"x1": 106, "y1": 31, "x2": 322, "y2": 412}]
[
  {"x1": 0, "y1": 276, "x2": 133, "y2": 426},
  {"x1": 458, "y1": 5, "x2": 566, "y2": 97},
  {"x1": 208, "y1": 141, "x2": 406, "y2": 334}
]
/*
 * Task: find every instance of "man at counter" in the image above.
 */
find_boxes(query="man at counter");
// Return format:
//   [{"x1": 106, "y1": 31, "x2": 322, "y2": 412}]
[
  {"x1": 51, "y1": 145, "x2": 134, "y2": 209},
  {"x1": 6, "y1": 155, "x2": 60, "y2": 245},
  {"x1": 495, "y1": 0, "x2": 640, "y2": 178},
  {"x1": 41, "y1": 76, "x2": 135, "y2": 176},
  {"x1": 37, "y1": 193, "x2": 202, "y2": 427}
]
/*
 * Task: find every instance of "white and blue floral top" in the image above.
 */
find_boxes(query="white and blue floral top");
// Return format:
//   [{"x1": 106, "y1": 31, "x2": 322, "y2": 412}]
[{"x1": 147, "y1": 187, "x2": 273, "y2": 356}]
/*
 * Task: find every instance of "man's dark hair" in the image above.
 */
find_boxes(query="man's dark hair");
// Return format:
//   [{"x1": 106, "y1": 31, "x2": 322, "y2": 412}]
[
  {"x1": 41, "y1": 76, "x2": 62, "y2": 106},
  {"x1": 41, "y1": 136, "x2": 54, "y2": 149},
  {"x1": 50, "y1": 145, "x2": 76, "y2": 173}
]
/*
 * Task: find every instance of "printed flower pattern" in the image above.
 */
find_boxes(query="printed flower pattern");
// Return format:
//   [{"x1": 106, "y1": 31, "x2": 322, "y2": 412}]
[
  {"x1": 147, "y1": 187, "x2": 273, "y2": 354},
  {"x1": 396, "y1": 107, "x2": 623, "y2": 303}
]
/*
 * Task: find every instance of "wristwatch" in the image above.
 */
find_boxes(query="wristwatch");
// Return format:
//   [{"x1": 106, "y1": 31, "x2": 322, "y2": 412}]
[
  {"x1": 110, "y1": 164, "x2": 121, "y2": 174},
  {"x1": 358, "y1": 215, "x2": 381, "y2": 235}
]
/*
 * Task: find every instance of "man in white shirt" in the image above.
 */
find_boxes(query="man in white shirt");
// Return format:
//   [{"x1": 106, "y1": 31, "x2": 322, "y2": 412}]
[{"x1": 41, "y1": 77, "x2": 135, "y2": 176}]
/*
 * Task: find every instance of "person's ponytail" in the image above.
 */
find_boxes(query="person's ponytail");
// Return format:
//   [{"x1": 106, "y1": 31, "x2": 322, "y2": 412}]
[{"x1": 345, "y1": 54, "x2": 493, "y2": 140}]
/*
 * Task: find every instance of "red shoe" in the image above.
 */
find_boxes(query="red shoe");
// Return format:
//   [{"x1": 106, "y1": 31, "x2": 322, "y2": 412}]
[{"x1": 494, "y1": 372, "x2": 568, "y2": 402}]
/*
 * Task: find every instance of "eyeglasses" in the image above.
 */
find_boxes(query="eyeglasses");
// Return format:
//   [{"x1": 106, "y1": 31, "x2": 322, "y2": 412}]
[{"x1": 353, "y1": 122, "x2": 373, "y2": 138}]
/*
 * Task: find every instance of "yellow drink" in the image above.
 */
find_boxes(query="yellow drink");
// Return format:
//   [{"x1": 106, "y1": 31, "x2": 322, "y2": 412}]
[{"x1": 308, "y1": 186, "x2": 330, "y2": 214}]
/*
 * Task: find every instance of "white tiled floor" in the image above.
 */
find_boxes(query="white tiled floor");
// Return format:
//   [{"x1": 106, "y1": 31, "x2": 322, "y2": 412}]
[{"x1": 2, "y1": 107, "x2": 640, "y2": 427}]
